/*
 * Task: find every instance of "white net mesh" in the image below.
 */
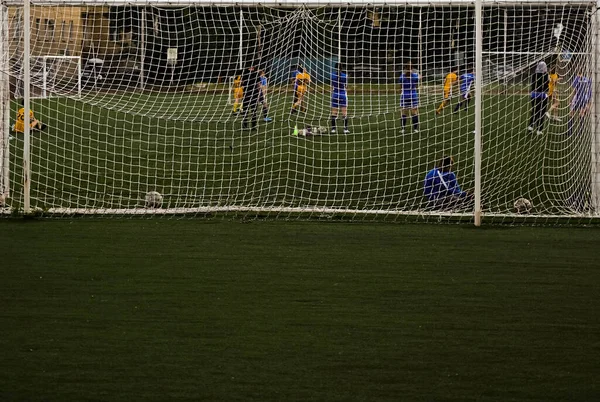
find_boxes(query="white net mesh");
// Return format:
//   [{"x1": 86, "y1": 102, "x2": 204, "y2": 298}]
[{"x1": 1, "y1": 1, "x2": 598, "y2": 223}]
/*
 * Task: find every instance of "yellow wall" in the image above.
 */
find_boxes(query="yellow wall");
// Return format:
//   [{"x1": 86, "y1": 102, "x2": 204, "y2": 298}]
[{"x1": 8, "y1": 6, "x2": 123, "y2": 58}]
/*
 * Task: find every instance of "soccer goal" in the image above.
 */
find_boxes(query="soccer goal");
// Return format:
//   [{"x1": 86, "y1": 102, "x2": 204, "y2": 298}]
[
  {"x1": 1, "y1": 0, "x2": 599, "y2": 225},
  {"x1": 13, "y1": 56, "x2": 81, "y2": 99}
]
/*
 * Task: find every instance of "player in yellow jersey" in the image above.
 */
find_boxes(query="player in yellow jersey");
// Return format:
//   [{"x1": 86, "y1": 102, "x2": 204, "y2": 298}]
[
  {"x1": 232, "y1": 74, "x2": 243, "y2": 114},
  {"x1": 290, "y1": 66, "x2": 311, "y2": 114},
  {"x1": 435, "y1": 68, "x2": 459, "y2": 115},
  {"x1": 13, "y1": 99, "x2": 46, "y2": 133},
  {"x1": 546, "y1": 67, "x2": 561, "y2": 121}
]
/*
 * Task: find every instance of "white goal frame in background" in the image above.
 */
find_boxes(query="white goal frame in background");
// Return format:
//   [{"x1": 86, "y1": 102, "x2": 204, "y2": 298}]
[
  {"x1": 2, "y1": 0, "x2": 600, "y2": 224},
  {"x1": 14, "y1": 55, "x2": 82, "y2": 99},
  {"x1": 38, "y1": 55, "x2": 82, "y2": 99}
]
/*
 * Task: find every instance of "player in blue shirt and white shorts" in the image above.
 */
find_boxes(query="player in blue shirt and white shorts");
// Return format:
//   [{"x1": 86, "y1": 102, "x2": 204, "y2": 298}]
[
  {"x1": 399, "y1": 65, "x2": 419, "y2": 134},
  {"x1": 258, "y1": 70, "x2": 272, "y2": 122},
  {"x1": 331, "y1": 63, "x2": 349, "y2": 134},
  {"x1": 454, "y1": 67, "x2": 475, "y2": 112},
  {"x1": 568, "y1": 72, "x2": 592, "y2": 136}
]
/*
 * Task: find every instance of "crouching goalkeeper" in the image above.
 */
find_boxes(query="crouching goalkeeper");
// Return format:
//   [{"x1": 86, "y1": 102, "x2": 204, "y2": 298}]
[
  {"x1": 423, "y1": 156, "x2": 474, "y2": 210},
  {"x1": 14, "y1": 99, "x2": 47, "y2": 133}
]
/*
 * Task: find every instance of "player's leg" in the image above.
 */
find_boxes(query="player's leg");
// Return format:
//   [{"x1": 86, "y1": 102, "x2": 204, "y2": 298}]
[
  {"x1": 400, "y1": 94, "x2": 408, "y2": 133},
  {"x1": 331, "y1": 103, "x2": 338, "y2": 133},
  {"x1": 261, "y1": 94, "x2": 272, "y2": 122},
  {"x1": 411, "y1": 104, "x2": 419, "y2": 132},
  {"x1": 242, "y1": 96, "x2": 252, "y2": 128},
  {"x1": 528, "y1": 97, "x2": 537, "y2": 132},
  {"x1": 453, "y1": 94, "x2": 463, "y2": 112},
  {"x1": 250, "y1": 98, "x2": 260, "y2": 128},
  {"x1": 436, "y1": 88, "x2": 449, "y2": 114},
  {"x1": 342, "y1": 106, "x2": 349, "y2": 134},
  {"x1": 291, "y1": 90, "x2": 300, "y2": 113},
  {"x1": 30, "y1": 119, "x2": 46, "y2": 131},
  {"x1": 537, "y1": 97, "x2": 548, "y2": 133}
]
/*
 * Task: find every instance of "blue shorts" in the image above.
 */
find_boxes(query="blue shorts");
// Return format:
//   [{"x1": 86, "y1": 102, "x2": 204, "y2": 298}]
[
  {"x1": 332, "y1": 94, "x2": 348, "y2": 108},
  {"x1": 401, "y1": 93, "x2": 419, "y2": 108}
]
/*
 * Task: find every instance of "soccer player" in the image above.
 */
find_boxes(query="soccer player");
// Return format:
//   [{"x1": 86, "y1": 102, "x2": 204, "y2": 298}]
[
  {"x1": 241, "y1": 65, "x2": 262, "y2": 130},
  {"x1": 13, "y1": 99, "x2": 47, "y2": 133},
  {"x1": 436, "y1": 67, "x2": 459, "y2": 115},
  {"x1": 232, "y1": 73, "x2": 243, "y2": 114},
  {"x1": 546, "y1": 67, "x2": 561, "y2": 121},
  {"x1": 423, "y1": 156, "x2": 473, "y2": 210},
  {"x1": 568, "y1": 71, "x2": 592, "y2": 136},
  {"x1": 527, "y1": 61, "x2": 549, "y2": 135},
  {"x1": 399, "y1": 64, "x2": 419, "y2": 134},
  {"x1": 453, "y1": 67, "x2": 475, "y2": 112},
  {"x1": 291, "y1": 65, "x2": 301, "y2": 106},
  {"x1": 331, "y1": 63, "x2": 349, "y2": 134},
  {"x1": 291, "y1": 66, "x2": 311, "y2": 114},
  {"x1": 258, "y1": 70, "x2": 273, "y2": 122}
]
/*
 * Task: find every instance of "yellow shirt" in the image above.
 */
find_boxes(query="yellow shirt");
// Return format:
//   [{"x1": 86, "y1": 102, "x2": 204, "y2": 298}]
[
  {"x1": 233, "y1": 76, "x2": 242, "y2": 89},
  {"x1": 14, "y1": 107, "x2": 35, "y2": 133},
  {"x1": 295, "y1": 72, "x2": 311, "y2": 87},
  {"x1": 548, "y1": 73, "x2": 558, "y2": 96},
  {"x1": 443, "y1": 72, "x2": 458, "y2": 89}
]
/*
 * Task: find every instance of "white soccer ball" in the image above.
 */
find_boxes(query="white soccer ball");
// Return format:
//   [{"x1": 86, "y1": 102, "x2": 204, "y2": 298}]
[
  {"x1": 514, "y1": 197, "x2": 533, "y2": 214},
  {"x1": 145, "y1": 191, "x2": 163, "y2": 208}
]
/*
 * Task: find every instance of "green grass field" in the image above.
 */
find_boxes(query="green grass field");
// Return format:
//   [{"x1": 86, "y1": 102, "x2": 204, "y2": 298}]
[
  {"x1": 1, "y1": 220, "x2": 599, "y2": 401},
  {"x1": 5, "y1": 84, "x2": 591, "y2": 217}
]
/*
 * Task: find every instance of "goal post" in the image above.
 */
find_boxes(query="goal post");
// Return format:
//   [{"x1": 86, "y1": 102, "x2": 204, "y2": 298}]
[
  {"x1": 0, "y1": 3, "x2": 9, "y2": 201},
  {"x1": 1, "y1": 0, "x2": 599, "y2": 224}
]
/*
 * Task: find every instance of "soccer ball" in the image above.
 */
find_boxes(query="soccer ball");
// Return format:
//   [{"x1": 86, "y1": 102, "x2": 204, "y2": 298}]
[
  {"x1": 514, "y1": 197, "x2": 533, "y2": 214},
  {"x1": 145, "y1": 191, "x2": 163, "y2": 208}
]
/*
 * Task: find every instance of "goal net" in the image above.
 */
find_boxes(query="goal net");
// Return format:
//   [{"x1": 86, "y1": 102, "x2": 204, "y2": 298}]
[
  {"x1": 1, "y1": 1, "x2": 598, "y2": 224},
  {"x1": 13, "y1": 55, "x2": 81, "y2": 99}
]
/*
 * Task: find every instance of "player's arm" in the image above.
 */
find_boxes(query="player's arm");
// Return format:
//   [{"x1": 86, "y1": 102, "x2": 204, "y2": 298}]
[
  {"x1": 447, "y1": 173, "x2": 467, "y2": 197},
  {"x1": 423, "y1": 171, "x2": 436, "y2": 199}
]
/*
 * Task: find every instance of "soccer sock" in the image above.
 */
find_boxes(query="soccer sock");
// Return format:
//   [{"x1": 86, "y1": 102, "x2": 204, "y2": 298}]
[
  {"x1": 402, "y1": 115, "x2": 407, "y2": 128},
  {"x1": 331, "y1": 116, "x2": 337, "y2": 131},
  {"x1": 263, "y1": 107, "x2": 268, "y2": 118},
  {"x1": 412, "y1": 115, "x2": 419, "y2": 130},
  {"x1": 436, "y1": 101, "x2": 445, "y2": 113},
  {"x1": 453, "y1": 102, "x2": 461, "y2": 112},
  {"x1": 344, "y1": 117, "x2": 348, "y2": 130}
]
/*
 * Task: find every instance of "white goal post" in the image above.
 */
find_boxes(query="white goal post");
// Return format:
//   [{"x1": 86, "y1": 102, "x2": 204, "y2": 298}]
[
  {"x1": 1, "y1": 0, "x2": 599, "y2": 225},
  {"x1": 14, "y1": 55, "x2": 82, "y2": 99}
]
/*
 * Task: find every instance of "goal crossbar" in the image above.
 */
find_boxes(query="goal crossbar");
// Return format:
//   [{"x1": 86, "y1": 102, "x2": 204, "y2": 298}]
[{"x1": 2, "y1": 0, "x2": 597, "y2": 6}]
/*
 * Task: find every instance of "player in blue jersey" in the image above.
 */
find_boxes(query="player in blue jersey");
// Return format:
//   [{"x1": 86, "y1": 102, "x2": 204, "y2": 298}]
[
  {"x1": 453, "y1": 67, "x2": 475, "y2": 112},
  {"x1": 330, "y1": 63, "x2": 349, "y2": 134},
  {"x1": 423, "y1": 156, "x2": 473, "y2": 210},
  {"x1": 399, "y1": 65, "x2": 419, "y2": 134},
  {"x1": 258, "y1": 70, "x2": 273, "y2": 122},
  {"x1": 568, "y1": 71, "x2": 592, "y2": 136}
]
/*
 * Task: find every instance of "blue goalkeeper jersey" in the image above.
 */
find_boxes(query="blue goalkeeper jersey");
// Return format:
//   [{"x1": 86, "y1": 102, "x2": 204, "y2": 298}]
[
  {"x1": 399, "y1": 72, "x2": 419, "y2": 95},
  {"x1": 460, "y1": 73, "x2": 475, "y2": 95},
  {"x1": 424, "y1": 168, "x2": 466, "y2": 201},
  {"x1": 573, "y1": 75, "x2": 592, "y2": 103},
  {"x1": 331, "y1": 71, "x2": 347, "y2": 95}
]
